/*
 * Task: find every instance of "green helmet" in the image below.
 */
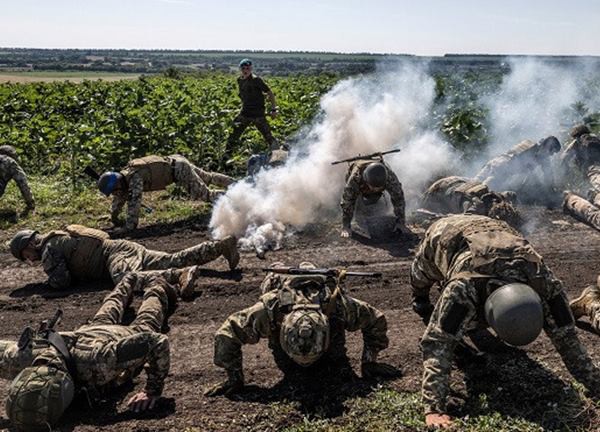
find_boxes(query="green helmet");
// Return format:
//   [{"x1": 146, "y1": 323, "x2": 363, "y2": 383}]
[
  {"x1": 570, "y1": 124, "x2": 591, "y2": 139},
  {"x1": 0, "y1": 145, "x2": 18, "y2": 160},
  {"x1": 485, "y1": 283, "x2": 544, "y2": 346},
  {"x1": 362, "y1": 163, "x2": 387, "y2": 189},
  {"x1": 280, "y1": 305, "x2": 330, "y2": 366},
  {"x1": 6, "y1": 365, "x2": 75, "y2": 432},
  {"x1": 9, "y1": 230, "x2": 38, "y2": 261}
]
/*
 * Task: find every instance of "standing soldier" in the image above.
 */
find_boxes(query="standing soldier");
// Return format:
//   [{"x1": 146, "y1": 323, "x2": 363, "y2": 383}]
[
  {"x1": 97, "y1": 154, "x2": 235, "y2": 232},
  {"x1": 204, "y1": 262, "x2": 397, "y2": 396},
  {"x1": 224, "y1": 59, "x2": 278, "y2": 161},
  {"x1": 410, "y1": 214, "x2": 600, "y2": 428},
  {"x1": 0, "y1": 274, "x2": 175, "y2": 431},
  {"x1": 562, "y1": 124, "x2": 600, "y2": 207},
  {"x1": 475, "y1": 136, "x2": 561, "y2": 202},
  {"x1": 9, "y1": 224, "x2": 239, "y2": 297},
  {"x1": 0, "y1": 145, "x2": 35, "y2": 215},
  {"x1": 417, "y1": 176, "x2": 521, "y2": 227},
  {"x1": 340, "y1": 159, "x2": 408, "y2": 238}
]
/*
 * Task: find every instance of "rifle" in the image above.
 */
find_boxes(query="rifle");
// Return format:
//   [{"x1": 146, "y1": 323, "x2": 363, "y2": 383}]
[
  {"x1": 413, "y1": 208, "x2": 447, "y2": 221},
  {"x1": 331, "y1": 148, "x2": 401, "y2": 165},
  {"x1": 83, "y1": 165, "x2": 154, "y2": 213},
  {"x1": 17, "y1": 308, "x2": 63, "y2": 350},
  {"x1": 262, "y1": 267, "x2": 382, "y2": 278}
]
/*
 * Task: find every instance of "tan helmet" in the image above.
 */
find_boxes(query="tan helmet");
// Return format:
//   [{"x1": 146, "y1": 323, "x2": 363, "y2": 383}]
[
  {"x1": 279, "y1": 304, "x2": 330, "y2": 366},
  {"x1": 6, "y1": 365, "x2": 75, "y2": 431},
  {"x1": 0, "y1": 145, "x2": 18, "y2": 160},
  {"x1": 570, "y1": 124, "x2": 591, "y2": 139}
]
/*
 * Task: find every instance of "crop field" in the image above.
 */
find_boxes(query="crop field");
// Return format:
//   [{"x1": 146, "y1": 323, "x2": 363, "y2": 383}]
[
  {"x1": 0, "y1": 71, "x2": 142, "y2": 83},
  {"x1": 2, "y1": 68, "x2": 600, "y2": 431}
]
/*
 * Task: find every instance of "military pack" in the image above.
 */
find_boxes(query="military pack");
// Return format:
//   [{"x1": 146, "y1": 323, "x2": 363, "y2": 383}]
[{"x1": 122, "y1": 155, "x2": 174, "y2": 191}]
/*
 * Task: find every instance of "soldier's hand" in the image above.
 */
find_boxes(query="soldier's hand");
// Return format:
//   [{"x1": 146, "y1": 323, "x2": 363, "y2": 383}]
[
  {"x1": 204, "y1": 369, "x2": 244, "y2": 397},
  {"x1": 127, "y1": 391, "x2": 158, "y2": 413},
  {"x1": 393, "y1": 221, "x2": 413, "y2": 237},
  {"x1": 361, "y1": 362, "x2": 402, "y2": 379},
  {"x1": 425, "y1": 413, "x2": 453, "y2": 429},
  {"x1": 340, "y1": 228, "x2": 352, "y2": 238},
  {"x1": 412, "y1": 296, "x2": 434, "y2": 323}
]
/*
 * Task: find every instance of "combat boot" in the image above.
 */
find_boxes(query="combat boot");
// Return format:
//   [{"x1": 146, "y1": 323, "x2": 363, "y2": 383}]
[
  {"x1": 219, "y1": 236, "x2": 240, "y2": 270},
  {"x1": 178, "y1": 265, "x2": 203, "y2": 300},
  {"x1": 570, "y1": 285, "x2": 600, "y2": 319},
  {"x1": 160, "y1": 280, "x2": 179, "y2": 316}
]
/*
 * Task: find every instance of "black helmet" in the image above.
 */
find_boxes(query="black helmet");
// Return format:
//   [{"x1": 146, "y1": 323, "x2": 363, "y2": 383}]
[
  {"x1": 539, "y1": 136, "x2": 560, "y2": 153},
  {"x1": 362, "y1": 163, "x2": 387, "y2": 189}
]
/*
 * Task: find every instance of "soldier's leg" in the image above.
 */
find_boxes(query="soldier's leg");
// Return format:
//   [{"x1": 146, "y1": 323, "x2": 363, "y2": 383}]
[
  {"x1": 193, "y1": 166, "x2": 236, "y2": 188},
  {"x1": 89, "y1": 273, "x2": 138, "y2": 325},
  {"x1": 225, "y1": 114, "x2": 252, "y2": 155},
  {"x1": 563, "y1": 191, "x2": 600, "y2": 230},
  {"x1": 172, "y1": 157, "x2": 210, "y2": 201},
  {"x1": 104, "y1": 241, "x2": 146, "y2": 284},
  {"x1": 141, "y1": 236, "x2": 239, "y2": 270},
  {"x1": 130, "y1": 276, "x2": 174, "y2": 333},
  {"x1": 587, "y1": 165, "x2": 600, "y2": 207},
  {"x1": 252, "y1": 117, "x2": 275, "y2": 148}
]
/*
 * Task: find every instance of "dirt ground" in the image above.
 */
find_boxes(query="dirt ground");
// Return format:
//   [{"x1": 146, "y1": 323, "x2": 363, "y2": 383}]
[{"x1": 1, "y1": 207, "x2": 600, "y2": 431}]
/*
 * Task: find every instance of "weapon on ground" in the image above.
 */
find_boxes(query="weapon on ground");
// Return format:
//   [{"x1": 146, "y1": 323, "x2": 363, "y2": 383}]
[
  {"x1": 83, "y1": 165, "x2": 154, "y2": 213},
  {"x1": 262, "y1": 267, "x2": 382, "y2": 278},
  {"x1": 18, "y1": 308, "x2": 63, "y2": 350},
  {"x1": 331, "y1": 148, "x2": 401, "y2": 165},
  {"x1": 38, "y1": 308, "x2": 63, "y2": 333},
  {"x1": 413, "y1": 208, "x2": 447, "y2": 221}
]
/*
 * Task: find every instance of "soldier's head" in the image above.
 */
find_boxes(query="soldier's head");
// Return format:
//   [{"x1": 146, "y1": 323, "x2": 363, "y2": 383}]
[
  {"x1": 97, "y1": 171, "x2": 124, "y2": 196},
  {"x1": 539, "y1": 136, "x2": 561, "y2": 155},
  {"x1": 6, "y1": 365, "x2": 75, "y2": 431},
  {"x1": 570, "y1": 124, "x2": 591, "y2": 139},
  {"x1": 485, "y1": 196, "x2": 523, "y2": 229},
  {"x1": 0, "y1": 145, "x2": 18, "y2": 160},
  {"x1": 280, "y1": 304, "x2": 330, "y2": 366},
  {"x1": 485, "y1": 283, "x2": 544, "y2": 346},
  {"x1": 9, "y1": 230, "x2": 41, "y2": 263},
  {"x1": 362, "y1": 163, "x2": 387, "y2": 192},
  {"x1": 239, "y1": 58, "x2": 252, "y2": 77}
]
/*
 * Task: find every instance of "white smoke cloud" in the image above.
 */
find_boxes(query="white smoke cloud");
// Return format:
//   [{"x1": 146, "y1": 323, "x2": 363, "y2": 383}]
[{"x1": 209, "y1": 63, "x2": 457, "y2": 248}]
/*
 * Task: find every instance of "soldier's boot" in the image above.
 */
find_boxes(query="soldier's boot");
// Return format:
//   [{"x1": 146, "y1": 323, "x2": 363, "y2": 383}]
[
  {"x1": 218, "y1": 236, "x2": 240, "y2": 270},
  {"x1": 159, "y1": 281, "x2": 179, "y2": 316},
  {"x1": 178, "y1": 265, "x2": 203, "y2": 300},
  {"x1": 570, "y1": 285, "x2": 600, "y2": 319}
]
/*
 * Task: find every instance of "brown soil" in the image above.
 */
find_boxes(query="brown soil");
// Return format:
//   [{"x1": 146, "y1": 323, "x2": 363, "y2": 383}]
[{"x1": 0, "y1": 207, "x2": 599, "y2": 431}]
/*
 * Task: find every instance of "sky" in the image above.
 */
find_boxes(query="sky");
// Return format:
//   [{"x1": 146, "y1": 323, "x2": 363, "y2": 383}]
[{"x1": 2, "y1": 0, "x2": 600, "y2": 55}]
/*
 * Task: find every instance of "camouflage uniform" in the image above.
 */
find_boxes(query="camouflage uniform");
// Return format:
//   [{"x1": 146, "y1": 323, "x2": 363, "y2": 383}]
[
  {"x1": 0, "y1": 154, "x2": 35, "y2": 209},
  {"x1": 562, "y1": 134, "x2": 600, "y2": 206},
  {"x1": 0, "y1": 273, "x2": 170, "y2": 396},
  {"x1": 247, "y1": 148, "x2": 289, "y2": 176},
  {"x1": 420, "y1": 176, "x2": 492, "y2": 214},
  {"x1": 563, "y1": 191, "x2": 600, "y2": 231},
  {"x1": 37, "y1": 227, "x2": 229, "y2": 289},
  {"x1": 475, "y1": 140, "x2": 555, "y2": 192},
  {"x1": 410, "y1": 214, "x2": 600, "y2": 415},
  {"x1": 213, "y1": 270, "x2": 389, "y2": 376},
  {"x1": 111, "y1": 155, "x2": 234, "y2": 230},
  {"x1": 340, "y1": 160, "x2": 406, "y2": 229}
]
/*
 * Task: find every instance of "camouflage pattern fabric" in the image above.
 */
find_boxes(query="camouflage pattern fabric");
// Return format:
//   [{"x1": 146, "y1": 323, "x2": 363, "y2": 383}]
[
  {"x1": 226, "y1": 114, "x2": 275, "y2": 152},
  {"x1": 475, "y1": 140, "x2": 554, "y2": 191},
  {"x1": 213, "y1": 271, "x2": 388, "y2": 375},
  {"x1": 420, "y1": 176, "x2": 490, "y2": 214},
  {"x1": 0, "y1": 154, "x2": 34, "y2": 208},
  {"x1": 410, "y1": 214, "x2": 600, "y2": 414},
  {"x1": 562, "y1": 134, "x2": 600, "y2": 172},
  {"x1": 563, "y1": 192, "x2": 600, "y2": 231},
  {"x1": 0, "y1": 274, "x2": 170, "y2": 396},
  {"x1": 340, "y1": 160, "x2": 406, "y2": 228}
]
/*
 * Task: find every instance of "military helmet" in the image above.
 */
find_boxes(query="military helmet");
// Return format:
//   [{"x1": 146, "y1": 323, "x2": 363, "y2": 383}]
[
  {"x1": 570, "y1": 124, "x2": 591, "y2": 139},
  {"x1": 487, "y1": 201, "x2": 522, "y2": 228},
  {"x1": 539, "y1": 136, "x2": 561, "y2": 153},
  {"x1": 9, "y1": 230, "x2": 38, "y2": 261},
  {"x1": 6, "y1": 365, "x2": 75, "y2": 432},
  {"x1": 0, "y1": 145, "x2": 18, "y2": 160},
  {"x1": 97, "y1": 171, "x2": 122, "y2": 196},
  {"x1": 362, "y1": 163, "x2": 387, "y2": 189},
  {"x1": 239, "y1": 58, "x2": 252, "y2": 68},
  {"x1": 485, "y1": 283, "x2": 544, "y2": 346},
  {"x1": 280, "y1": 305, "x2": 330, "y2": 366}
]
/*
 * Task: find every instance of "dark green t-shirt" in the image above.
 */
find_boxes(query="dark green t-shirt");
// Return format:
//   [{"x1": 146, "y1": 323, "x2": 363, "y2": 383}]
[{"x1": 238, "y1": 74, "x2": 270, "y2": 117}]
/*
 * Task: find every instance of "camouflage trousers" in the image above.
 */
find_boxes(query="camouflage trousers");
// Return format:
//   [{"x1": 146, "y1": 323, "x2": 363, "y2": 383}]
[
  {"x1": 563, "y1": 192, "x2": 600, "y2": 231},
  {"x1": 226, "y1": 114, "x2": 275, "y2": 153},
  {"x1": 587, "y1": 164, "x2": 600, "y2": 206},
  {"x1": 171, "y1": 155, "x2": 235, "y2": 202},
  {"x1": 104, "y1": 238, "x2": 224, "y2": 284}
]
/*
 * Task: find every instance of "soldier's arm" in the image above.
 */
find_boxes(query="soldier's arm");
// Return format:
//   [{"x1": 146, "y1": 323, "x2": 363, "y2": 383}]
[
  {"x1": 340, "y1": 167, "x2": 361, "y2": 229},
  {"x1": 0, "y1": 341, "x2": 34, "y2": 380},
  {"x1": 111, "y1": 192, "x2": 127, "y2": 226},
  {"x1": 114, "y1": 332, "x2": 170, "y2": 396},
  {"x1": 125, "y1": 173, "x2": 144, "y2": 230},
  {"x1": 10, "y1": 160, "x2": 35, "y2": 209},
  {"x1": 42, "y1": 246, "x2": 72, "y2": 289},
  {"x1": 561, "y1": 140, "x2": 577, "y2": 166},
  {"x1": 213, "y1": 300, "x2": 272, "y2": 372},
  {"x1": 410, "y1": 236, "x2": 443, "y2": 299},
  {"x1": 385, "y1": 169, "x2": 406, "y2": 224},
  {"x1": 340, "y1": 295, "x2": 389, "y2": 362}
]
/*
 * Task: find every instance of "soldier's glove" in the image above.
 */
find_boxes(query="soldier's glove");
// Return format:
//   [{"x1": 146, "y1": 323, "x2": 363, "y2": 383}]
[
  {"x1": 204, "y1": 369, "x2": 244, "y2": 397},
  {"x1": 412, "y1": 295, "x2": 434, "y2": 324},
  {"x1": 361, "y1": 362, "x2": 402, "y2": 380}
]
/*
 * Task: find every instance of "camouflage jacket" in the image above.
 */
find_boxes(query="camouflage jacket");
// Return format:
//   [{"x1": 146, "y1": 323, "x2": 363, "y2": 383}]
[
  {"x1": 213, "y1": 273, "x2": 389, "y2": 372},
  {"x1": 421, "y1": 176, "x2": 490, "y2": 214},
  {"x1": 340, "y1": 160, "x2": 405, "y2": 227},
  {"x1": 410, "y1": 214, "x2": 600, "y2": 414},
  {"x1": 563, "y1": 134, "x2": 600, "y2": 171},
  {"x1": 0, "y1": 155, "x2": 34, "y2": 207}
]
